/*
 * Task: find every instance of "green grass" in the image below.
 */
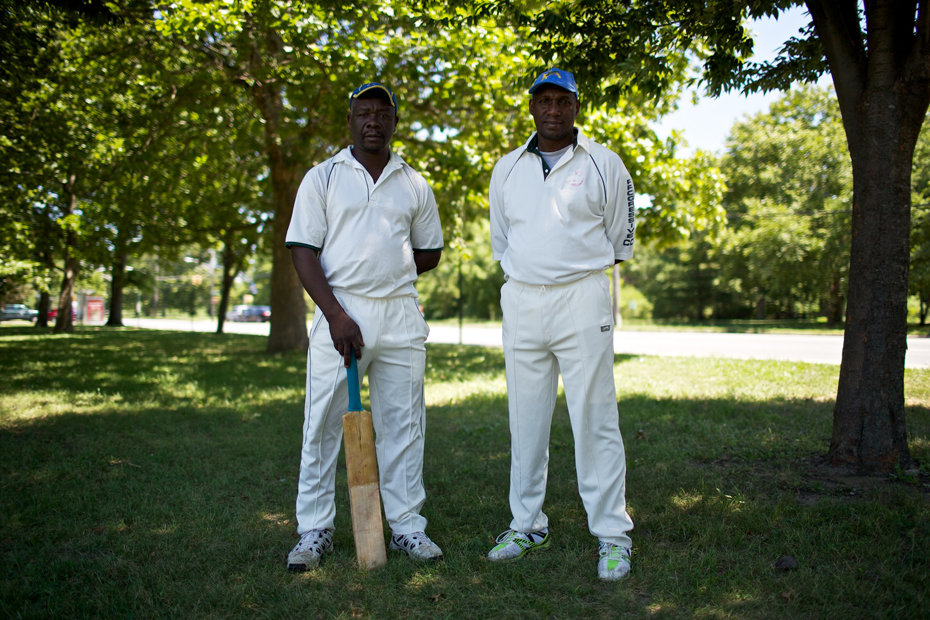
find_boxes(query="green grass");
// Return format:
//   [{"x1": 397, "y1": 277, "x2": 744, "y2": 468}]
[{"x1": 1, "y1": 325, "x2": 929, "y2": 618}]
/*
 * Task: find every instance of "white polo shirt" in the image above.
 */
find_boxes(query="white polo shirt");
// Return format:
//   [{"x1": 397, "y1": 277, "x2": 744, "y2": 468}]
[
  {"x1": 489, "y1": 130, "x2": 635, "y2": 285},
  {"x1": 286, "y1": 147, "x2": 444, "y2": 298}
]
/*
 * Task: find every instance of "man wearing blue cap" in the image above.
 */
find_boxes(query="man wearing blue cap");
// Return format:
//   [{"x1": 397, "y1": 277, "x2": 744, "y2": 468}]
[
  {"x1": 487, "y1": 68, "x2": 636, "y2": 580},
  {"x1": 285, "y1": 82, "x2": 445, "y2": 569}
]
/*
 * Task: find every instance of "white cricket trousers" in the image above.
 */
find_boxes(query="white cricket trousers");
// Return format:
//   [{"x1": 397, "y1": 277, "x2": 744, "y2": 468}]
[
  {"x1": 295, "y1": 291, "x2": 429, "y2": 536},
  {"x1": 501, "y1": 272, "x2": 633, "y2": 548}
]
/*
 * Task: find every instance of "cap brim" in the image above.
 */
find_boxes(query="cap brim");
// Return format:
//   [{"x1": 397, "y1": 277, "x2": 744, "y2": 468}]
[{"x1": 350, "y1": 84, "x2": 397, "y2": 109}]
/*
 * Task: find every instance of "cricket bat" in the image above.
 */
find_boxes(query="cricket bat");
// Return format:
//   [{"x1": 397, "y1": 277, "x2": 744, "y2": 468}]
[{"x1": 342, "y1": 354, "x2": 387, "y2": 569}]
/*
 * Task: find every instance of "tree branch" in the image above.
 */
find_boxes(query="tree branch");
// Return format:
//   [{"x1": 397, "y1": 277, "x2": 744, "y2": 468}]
[{"x1": 806, "y1": 0, "x2": 867, "y2": 130}]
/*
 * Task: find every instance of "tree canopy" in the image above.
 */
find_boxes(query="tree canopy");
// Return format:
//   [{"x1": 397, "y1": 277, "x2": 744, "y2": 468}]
[
  {"x1": 2, "y1": 0, "x2": 722, "y2": 336},
  {"x1": 479, "y1": 0, "x2": 928, "y2": 474}
]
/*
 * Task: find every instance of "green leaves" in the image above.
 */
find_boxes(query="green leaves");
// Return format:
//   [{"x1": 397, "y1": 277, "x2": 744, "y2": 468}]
[
  {"x1": 459, "y1": 0, "x2": 825, "y2": 104},
  {"x1": 720, "y1": 84, "x2": 850, "y2": 319}
]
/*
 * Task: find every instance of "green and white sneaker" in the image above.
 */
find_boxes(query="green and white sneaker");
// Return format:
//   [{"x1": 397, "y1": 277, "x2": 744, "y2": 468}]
[
  {"x1": 597, "y1": 541, "x2": 631, "y2": 580},
  {"x1": 287, "y1": 528, "x2": 334, "y2": 571},
  {"x1": 487, "y1": 528, "x2": 550, "y2": 561}
]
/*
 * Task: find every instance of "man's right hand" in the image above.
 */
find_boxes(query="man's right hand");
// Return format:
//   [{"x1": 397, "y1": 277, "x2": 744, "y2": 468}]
[
  {"x1": 327, "y1": 310, "x2": 364, "y2": 367},
  {"x1": 289, "y1": 246, "x2": 365, "y2": 368}
]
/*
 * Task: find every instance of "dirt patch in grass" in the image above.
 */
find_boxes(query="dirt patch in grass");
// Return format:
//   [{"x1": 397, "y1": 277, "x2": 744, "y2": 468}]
[{"x1": 795, "y1": 454, "x2": 930, "y2": 506}]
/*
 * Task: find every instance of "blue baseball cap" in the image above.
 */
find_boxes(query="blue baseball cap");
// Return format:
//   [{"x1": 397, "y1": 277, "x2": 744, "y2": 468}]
[
  {"x1": 528, "y1": 68, "x2": 578, "y2": 95},
  {"x1": 349, "y1": 82, "x2": 398, "y2": 111}
]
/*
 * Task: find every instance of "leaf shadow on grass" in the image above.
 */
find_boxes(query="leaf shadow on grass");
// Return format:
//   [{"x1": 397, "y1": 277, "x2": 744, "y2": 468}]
[{"x1": 1, "y1": 333, "x2": 929, "y2": 617}]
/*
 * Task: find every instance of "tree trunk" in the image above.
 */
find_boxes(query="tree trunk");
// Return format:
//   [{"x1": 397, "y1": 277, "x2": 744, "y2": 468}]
[
  {"x1": 53, "y1": 252, "x2": 79, "y2": 334},
  {"x1": 754, "y1": 294, "x2": 766, "y2": 320},
  {"x1": 106, "y1": 252, "x2": 127, "y2": 327},
  {"x1": 215, "y1": 234, "x2": 246, "y2": 336},
  {"x1": 267, "y1": 162, "x2": 308, "y2": 353},
  {"x1": 825, "y1": 271, "x2": 844, "y2": 327},
  {"x1": 54, "y1": 175, "x2": 79, "y2": 334},
  {"x1": 808, "y1": 0, "x2": 930, "y2": 474},
  {"x1": 215, "y1": 251, "x2": 234, "y2": 336},
  {"x1": 153, "y1": 259, "x2": 161, "y2": 317},
  {"x1": 251, "y1": 78, "x2": 308, "y2": 354},
  {"x1": 830, "y1": 114, "x2": 915, "y2": 472},
  {"x1": 35, "y1": 250, "x2": 56, "y2": 328},
  {"x1": 36, "y1": 291, "x2": 51, "y2": 328}
]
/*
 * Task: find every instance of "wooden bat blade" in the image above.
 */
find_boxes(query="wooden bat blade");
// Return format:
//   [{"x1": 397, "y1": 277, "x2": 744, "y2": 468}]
[{"x1": 343, "y1": 409, "x2": 387, "y2": 569}]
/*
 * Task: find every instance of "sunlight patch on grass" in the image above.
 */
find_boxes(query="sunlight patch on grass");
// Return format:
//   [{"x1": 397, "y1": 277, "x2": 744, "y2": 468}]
[
  {"x1": 616, "y1": 357, "x2": 842, "y2": 403},
  {"x1": 404, "y1": 571, "x2": 443, "y2": 589},
  {"x1": 670, "y1": 491, "x2": 704, "y2": 511},
  {"x1": 0, "y1": 390, "x2": 122, "y2": 426},
  {"x1": 259, "y1": 512, "x2": 290, "y2": 527},
  {"x1": 152, "y1": 524, "x2": 178, "y2": 536},
  {"x1": 646, "y1": 602, "x2": 679, "y2": 615},
  {"x1": 426, "y1": 377, "x2": 506, "y2": 406}
]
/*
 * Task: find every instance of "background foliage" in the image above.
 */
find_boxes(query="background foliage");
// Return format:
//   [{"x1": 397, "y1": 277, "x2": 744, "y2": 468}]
[{"x1": 2, "y1": 1, "x2": 929, "y2": 330}]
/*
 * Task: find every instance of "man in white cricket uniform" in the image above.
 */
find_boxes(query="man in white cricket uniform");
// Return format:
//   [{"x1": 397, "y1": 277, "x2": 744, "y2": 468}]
[
  {"x1": 487, "y1": 68, "x2": 636, "y2": 581},
  {"x1": 284, "y1": 82, "x2": 444, "y2": 570}
]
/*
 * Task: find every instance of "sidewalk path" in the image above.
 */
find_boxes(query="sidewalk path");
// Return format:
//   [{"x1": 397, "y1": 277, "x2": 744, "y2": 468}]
[
  {"x1": 122, "y1": 318, "x2": 930, "y2": 368},
  {"x1": 427, "y1": 325, "x2": 930, "y2": 368}
]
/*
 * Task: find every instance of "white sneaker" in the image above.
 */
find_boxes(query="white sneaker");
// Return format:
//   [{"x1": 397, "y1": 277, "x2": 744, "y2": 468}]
[
  {"x1": 287, "y1": 528, "x2": 333, "y2": 571},
  {"x1": 389, "y1": 531, "x2": 443, "y2": 561},
  {"x1": 487, "y1": 529, "x2": 550, "y2": 561},
  {"x1": 597, "y1": 541, "x2": 631, "y2": 580}
]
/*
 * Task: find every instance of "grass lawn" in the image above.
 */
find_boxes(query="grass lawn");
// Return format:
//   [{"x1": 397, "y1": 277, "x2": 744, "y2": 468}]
[{"x1": 1, "y1": 325, "x2": 928, "y2": 618}]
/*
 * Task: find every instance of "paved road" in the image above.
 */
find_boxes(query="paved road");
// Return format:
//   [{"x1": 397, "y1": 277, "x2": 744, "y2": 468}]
[{"x1": 122, "y1": 317, "x2": 930, "y2": 368}]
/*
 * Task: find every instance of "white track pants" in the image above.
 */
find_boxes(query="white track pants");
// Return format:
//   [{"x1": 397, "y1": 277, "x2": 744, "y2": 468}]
[
  {"x1": 501, "y1": 273, "x2": 633, "y2": 547},
  {"x1": 295, "y1": 292, "x2": 429, "y2": 536}
]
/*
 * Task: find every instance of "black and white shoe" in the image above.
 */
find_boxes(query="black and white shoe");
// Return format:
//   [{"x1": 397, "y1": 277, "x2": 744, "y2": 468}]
[
  {"x1": 389, "y1": 531, "x2": 443, "y2": 561},
  {"x1": 287, "y1": 528, "x2": 334, "y2": 571}
]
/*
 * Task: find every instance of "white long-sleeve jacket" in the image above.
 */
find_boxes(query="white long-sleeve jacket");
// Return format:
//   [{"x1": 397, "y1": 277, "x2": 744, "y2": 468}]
[{"x1": 490, "y1": 129, "x2": 635, "y2": 285}]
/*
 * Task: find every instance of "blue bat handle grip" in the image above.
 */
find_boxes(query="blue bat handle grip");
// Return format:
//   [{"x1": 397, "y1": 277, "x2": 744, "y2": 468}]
[{"x1": 346, "y1": 353, "x2": 362, "y2": 412}]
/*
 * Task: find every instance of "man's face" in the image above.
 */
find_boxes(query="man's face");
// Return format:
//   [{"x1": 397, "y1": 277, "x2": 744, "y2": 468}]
[
  {"x1": 348, "y1": 96, "x2": 397, "y2": 154},
  {"x1": 528, "y1": 85, "x2": 580, "y2": 148}
]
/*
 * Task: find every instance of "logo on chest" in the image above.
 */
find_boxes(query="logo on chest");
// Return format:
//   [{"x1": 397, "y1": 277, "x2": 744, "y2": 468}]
[{"x1": 566, "y1": 169, "x2": 584, "y2": 188}]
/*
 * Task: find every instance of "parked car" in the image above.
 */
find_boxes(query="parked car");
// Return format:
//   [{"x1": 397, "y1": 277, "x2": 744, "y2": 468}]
[
  {"x1": 0, "y1": 304, "x2": 38, "y2": 322},
  {"x1": 226, "y1": 305, "x2": 271, "y2": 322},
  {"x1": 47, "y1": 302, "x2": 80, "y2": 321}
]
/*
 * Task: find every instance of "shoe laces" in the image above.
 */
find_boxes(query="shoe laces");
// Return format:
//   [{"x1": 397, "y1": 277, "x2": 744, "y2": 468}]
[
  {"x1": 495, "y1": 530, "x2": 525, "y2": 545},
  {"x1": 297, "y1": 529, "x2": 332, "y2": 552},
  {"x1": 496, "y1": 529, "x2": 546, "y2": 545},
  {"x1": 598, "y1": 542, "x2": 630, "y2": 561},
  {"x1": 395, "y1": 531, "x2": 430, "y2": 548}
]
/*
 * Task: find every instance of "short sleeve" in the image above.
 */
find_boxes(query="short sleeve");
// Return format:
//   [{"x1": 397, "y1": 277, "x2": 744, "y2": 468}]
[
  {"x1": 410, "y1": 173, "x2": 444, "y2": 251},
  {"x1": 285, "y1": 163, "x2": 331, "y2": 250}
]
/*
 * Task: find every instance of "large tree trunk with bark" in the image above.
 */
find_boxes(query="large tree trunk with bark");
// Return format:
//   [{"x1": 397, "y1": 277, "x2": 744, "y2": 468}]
[
  {"x1": 831, "y1": 112, "x2": 915, "y2": 472},
  {"x1": 251, "y1": 78, "x2": 308, "y2": 354},
  {"x1": 808, "y1": 0, "x2": 930, "y2": 473},
  {"x1": 266, "y1": 163, "x2": 308, "y2": 353}
]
